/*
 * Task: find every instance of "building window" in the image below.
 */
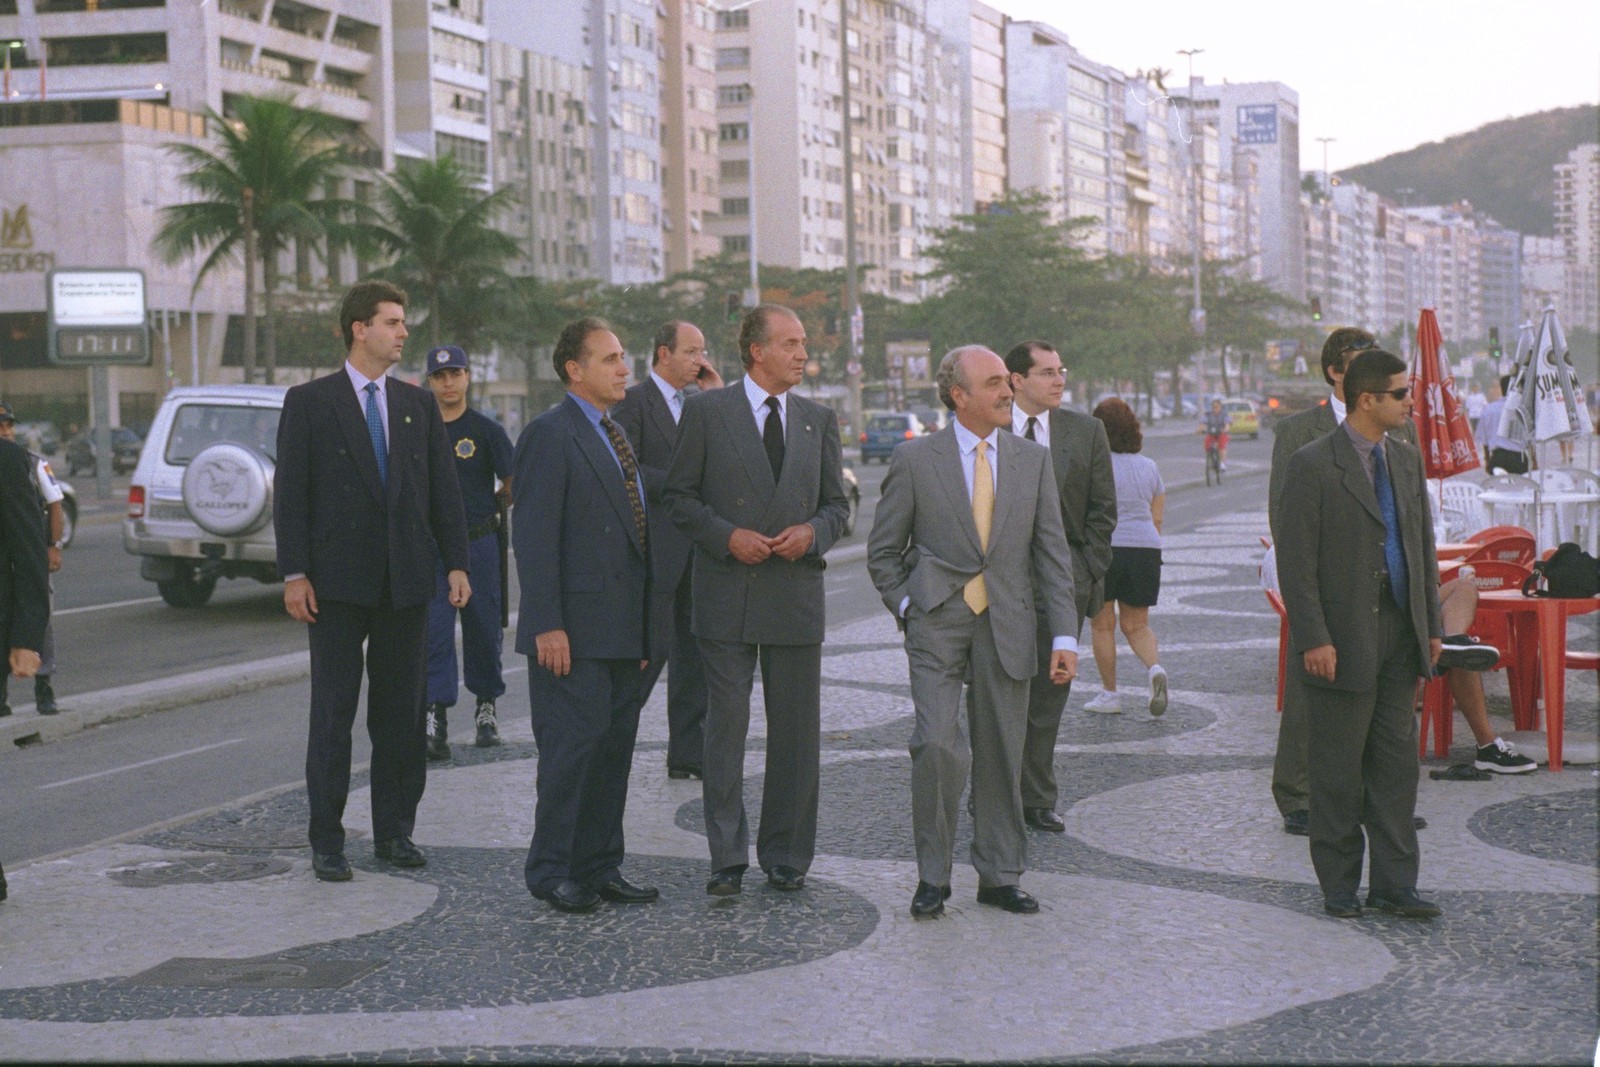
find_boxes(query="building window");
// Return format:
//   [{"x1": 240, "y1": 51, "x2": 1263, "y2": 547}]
[
  {"x1": 718, "y1": 84, "x2": 750, "y2": 106},
  {"x1": 434, "y1": 0, "x2": 483, "y2": 24},
  {"x1": 720, "y1": 159, "x2": 749, "y2": 180},
  {"x1": 720, "y1": 197, "x2": 749, "y2": 216},
  {"x1": 431, "y1": 29, "x2": 484, "y2": 74},
  {"x1": 436, "y1": 132, "x2": 487, "y2": 181},
  {"x1": 715, "y1": 9, "x2": 748, "y2": 29},
  {"x1": 433, "y1": 82, "x2": 487, "y2": 123},
  {"x1": 716, "y1": 47, "x2": 749, "y2": 70},
  {"x1": 721, "y1": 234, "x2": 750, "y2": 253},
  {"x1": 718, "y1": 122, "x2": 748, "y2": 143},
  {"x1": 44, "y1": 32, "x2": 167, "y2": 66}
]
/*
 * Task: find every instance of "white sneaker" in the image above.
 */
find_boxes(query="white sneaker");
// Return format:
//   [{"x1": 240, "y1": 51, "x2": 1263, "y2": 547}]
[
  {"x1": 1148, "y1": 666, "x2": 1168, "y2": 717},
  {"x1": 1084, "y1": 690, "x2": 1122, "y2": 714}
]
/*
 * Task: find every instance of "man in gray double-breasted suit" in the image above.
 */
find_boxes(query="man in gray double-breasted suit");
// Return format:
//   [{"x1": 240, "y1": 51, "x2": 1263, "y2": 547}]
[
  {"x1": 1278, "y1": 349, "x2": 1443, "y2": 920},
  {"x1": 663, "y1": 305, "x2": 850, "y2": 897},
  {"x1": 868, "y1": 346, "x2": 1078, "y2": 918}
]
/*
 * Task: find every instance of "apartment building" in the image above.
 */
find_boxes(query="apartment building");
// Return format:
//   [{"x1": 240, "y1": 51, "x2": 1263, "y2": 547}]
[
  {"x1": 1553, "y1": 143, "x2": 1599, "y2": 331},
  {"x1": 0, "y1": 0, "x2": 396, "y2": 413},
  {"x1": 658, "y1": 0, "x2": 720, "y2": 275},
  {"x1": 393, "y1": 0, "x2": 491, "y2": 180}
]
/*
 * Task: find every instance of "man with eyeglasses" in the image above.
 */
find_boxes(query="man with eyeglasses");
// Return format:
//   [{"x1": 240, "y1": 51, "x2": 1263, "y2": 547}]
[
  {"x1": 1002, "y1": 340, "x2": 1116, "y2": 832},
  {"x1": 1277, "y1": 349, "x2": 1443, "y2": 919}
]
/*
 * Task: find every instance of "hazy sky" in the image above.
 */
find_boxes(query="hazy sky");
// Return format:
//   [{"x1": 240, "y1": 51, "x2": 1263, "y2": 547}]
[{"x1": 998, "y1": 0, "x2": 1600, "y2": 169}]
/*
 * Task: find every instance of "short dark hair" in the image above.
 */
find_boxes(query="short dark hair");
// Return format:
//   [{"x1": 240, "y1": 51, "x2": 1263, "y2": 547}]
[
  {"x1": 1093, "y1": 396, "x2": 1142, "y2": 453},
  {"x1": 1343, "y1": 349, "x2": 1408, "y2": 406},
  {"x1": 1003, "y1": 340, "x2": 1055, "y2": 379},
  {"x1": 652, "y1": 320, "x2": 687, "y2": 365},
  {"x1": 340, "y1": 280, "x2": 407, "y2": 350},
  {"x1": 552, "y1": 316, "x2": 613, "y2": 384},
  {"x1": 737, "y1": 304, "x2": 796, "y2": 368},
  {"x1": 1320, "y1": 326, "x2": 1376, "y2": 388}
]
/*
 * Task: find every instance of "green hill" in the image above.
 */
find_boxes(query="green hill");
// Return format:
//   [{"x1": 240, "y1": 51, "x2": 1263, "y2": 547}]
[{"x1": 1342, "y1": 105, "x2": 1599, "y2": 236}]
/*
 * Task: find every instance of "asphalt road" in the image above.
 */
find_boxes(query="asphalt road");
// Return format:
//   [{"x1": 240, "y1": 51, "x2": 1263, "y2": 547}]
[{"x1": 2, "y1": 422, "x2": 1273, "y2": 866}]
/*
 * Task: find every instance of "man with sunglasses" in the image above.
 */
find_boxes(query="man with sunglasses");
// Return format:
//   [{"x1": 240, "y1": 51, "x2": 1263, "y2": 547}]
[{"x1": 1277, "y1": 349, "x2": 1443, "y2": 919}]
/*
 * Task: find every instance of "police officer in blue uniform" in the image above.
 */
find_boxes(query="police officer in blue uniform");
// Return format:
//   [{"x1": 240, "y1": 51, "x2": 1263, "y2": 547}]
[{"x1": 423, "y1": 345, "x2": 515, "y2": 758}]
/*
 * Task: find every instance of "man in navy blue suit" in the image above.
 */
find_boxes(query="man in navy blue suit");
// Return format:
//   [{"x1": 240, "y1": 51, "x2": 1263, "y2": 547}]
[
  {"x1": 274, "y1": 280, "x2": 471, "y2": 883},
  {"x1": 514, "y1": 316, "x2": 655, "y2": 914}
]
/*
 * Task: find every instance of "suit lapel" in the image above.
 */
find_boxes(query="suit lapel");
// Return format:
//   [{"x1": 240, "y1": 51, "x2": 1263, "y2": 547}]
[
  {"x1": 1047, "y1": 410, "x2": 1074, "y2": 485},
  {"x1": 566, "y1": 398, "x2": 644, "y2": 556},
  {"x1": 989, "y1": 430, "x2": 1020, "y2": 549},
  {"x1": 647, "y1": 379, "x2": 678, "y2": 450},
  {"x1": 384, "y1": 385, "x2": 410, "y2": 509},
  {"x1": 930, "y1": 429, "x2": 982, "y2": 555},
  {"x1": 724, "y1": 380, "x2": 776, "y2": 490},
  {"x1": 1332, "y1": 429, "x2": 1385, "y2": 526},
  {"x1": 776, "y1": 395, "x2": 814, "y2": 493},
  {"x1": 332, "y1": 374, "x2": 386, "y2": 505}
]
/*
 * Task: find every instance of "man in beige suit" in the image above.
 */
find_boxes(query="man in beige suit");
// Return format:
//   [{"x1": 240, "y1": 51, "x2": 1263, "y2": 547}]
[{"x1": 867, "y1": 346, "x2": 1077, "y2": 919}]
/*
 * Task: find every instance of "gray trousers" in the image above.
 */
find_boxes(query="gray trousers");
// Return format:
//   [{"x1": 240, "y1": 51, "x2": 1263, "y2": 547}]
[
  {"x1": 1020, "y1": 609, "x2": 1085, "y2": 810},
  {"x1": 697, "y1": 638, "x2": 821, "y2": 875},
  {"x1": 1304, "y1": 595, "x2": 1423, "y2": 898},
  {"x1": 905, "y1": 599, "x2": 1028, "y2": 889}
]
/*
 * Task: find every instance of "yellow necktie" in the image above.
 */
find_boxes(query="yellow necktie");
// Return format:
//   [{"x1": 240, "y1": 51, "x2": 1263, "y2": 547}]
[{"x1": 964, "y1": 440, "x2": 993, "y2": 614}]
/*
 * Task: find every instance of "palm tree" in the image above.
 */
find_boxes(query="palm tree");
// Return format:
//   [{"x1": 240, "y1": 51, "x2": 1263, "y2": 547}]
[
  {"x1": 154, "y1": 94, "x2": 367, "y2": 383},
  {"x1": 367, "y1": 154, "x2": 520, "y2": 350}
]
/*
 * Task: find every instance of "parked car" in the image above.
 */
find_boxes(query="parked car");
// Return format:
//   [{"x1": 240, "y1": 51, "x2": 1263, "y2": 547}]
[
  {"x1": 1222, "y1": 397, "x2": 1260, "y2": 439},
  {"x1": 858, "y1": 411, "x2": 925, "y2": 464},
  {"x1": 840, "y1": 466, "x2": 861, "y2": 537},
  {"x1": 66, "y1": 427, "x2": 143, "y2": 475},
  {"x1": 910, "y1": 408, "x2": 948, "y2": 434},
  {"x1": 16, "y1": 420, "x2": 61, "y2": 456},
  {"x1": 123, "y1": 385, "x2": 286, "y2": 607}
]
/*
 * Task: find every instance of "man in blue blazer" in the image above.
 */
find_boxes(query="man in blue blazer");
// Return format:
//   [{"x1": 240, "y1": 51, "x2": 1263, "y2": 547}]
[
  {"x1": 514, "y1": 317, "x2": 656, "y2": 914},
  {"x1": 274, "y1": 281, "x2": 471, "y2": 883}
]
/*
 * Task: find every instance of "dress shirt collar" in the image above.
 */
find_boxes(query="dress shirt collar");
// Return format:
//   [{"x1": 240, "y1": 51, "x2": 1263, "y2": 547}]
[
  {"x1": 1329, "y1": 391, "x2": 1347, "y2": 423},
  {"x1": 1343, "y1": 419, "x2": 1380, "y2": 483},
  {"x1": 568, "y1": 391, "x2": 608, "y2": 428},
  {"x1": 345, "y1": 360, "x2": 387, "y2": 396},
  {"x1": 649, "y1": 369, "x2": 682, "y2": 410},
  {"x1": 742, "y1": 373, "x2": 786, "y2": 417},
  {"x1": 1011, "y1": 405, "x2": 1050, "y2": 445},
  {"x1": 953, "y1": 418, "x2": 1000, "y2": 458}
]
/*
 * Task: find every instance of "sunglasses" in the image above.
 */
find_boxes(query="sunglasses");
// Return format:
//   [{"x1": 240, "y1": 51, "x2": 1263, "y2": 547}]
[
  {"x1": 1340, "y1": 341, "x2": 1378, "y2": 355},
  {"x1": 1367, "y1": 387, "x2": 1411, "y2": 402}
]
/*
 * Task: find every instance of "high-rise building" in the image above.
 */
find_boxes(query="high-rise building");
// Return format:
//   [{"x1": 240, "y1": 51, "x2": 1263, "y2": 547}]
[
  {"x1": 931, "y1": 0, "x2": 1006, "y2": 213},
  {"x1": 1178, "y1": 79, "x2": 1303, "y2": 299},
  {"x1": 1553, "y1": 143, "x2": 1599, "y2": 331},
  {"x1": 393, "y1": 0, "x2": 492, "y2": 182},
  {"x1": 658, "y1": 0, "x2": 720, "y2": 275}
]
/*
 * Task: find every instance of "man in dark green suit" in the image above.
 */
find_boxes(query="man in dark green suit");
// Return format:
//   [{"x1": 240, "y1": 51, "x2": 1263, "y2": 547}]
[
  {"x1": 1267, "y1": 328, "x2": 1417, "y2": 836},
  {"x1": 1278, "y1": 350, "x2": 1443, "y2": 920}
]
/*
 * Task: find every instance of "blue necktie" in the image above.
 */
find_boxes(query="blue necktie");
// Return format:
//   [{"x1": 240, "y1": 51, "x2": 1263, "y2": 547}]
[
  {"x1": 364, "y1": 381, "x2": 388, "y2": 488},
  {"x1": 1372, "y1": 442, "x2": 1407, "y2": 609}
]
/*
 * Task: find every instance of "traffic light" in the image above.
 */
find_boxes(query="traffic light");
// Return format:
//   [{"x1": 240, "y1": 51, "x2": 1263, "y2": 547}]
[
  {"x1": 1309, "y1": 295, "x2": 1322, "y2": 321},
  {"x1": 1489, "y1": 326, "x2": 1501, "y2": 360}
]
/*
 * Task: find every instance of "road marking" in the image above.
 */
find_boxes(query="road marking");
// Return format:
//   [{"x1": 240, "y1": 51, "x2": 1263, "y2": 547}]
[
  {"x1": 39, "y1": 738, "x2": 248, "y2": 790},
  {"x1": 53, "y1": 596, "x2": 164, "y2": 617}
]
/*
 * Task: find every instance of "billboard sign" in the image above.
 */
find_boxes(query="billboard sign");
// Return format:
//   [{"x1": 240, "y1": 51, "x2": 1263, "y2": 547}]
[
  {"x1": 1237, "y1": 104, "x2": 1278, "y2": 145},
  {"x1": 46, "y1": 268, "x2": 151, "y2": 365}
]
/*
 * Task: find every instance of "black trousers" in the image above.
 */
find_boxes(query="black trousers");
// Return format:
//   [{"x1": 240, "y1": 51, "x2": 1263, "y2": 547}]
[
  {"x1": 524, "y1": 657, "x2": 646, "y2": 894},
  {"x1": 1488, "y1": 447, "x2": 1528, "y2": 474},
  {"x1": 305, "y1": 598, "x2": 429, "y2": 855}
]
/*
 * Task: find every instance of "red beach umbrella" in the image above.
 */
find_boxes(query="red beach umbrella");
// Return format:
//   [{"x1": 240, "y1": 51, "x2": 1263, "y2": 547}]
[{"x1": 1409, "y1": 308, "x2": 1480, "y2": 480}]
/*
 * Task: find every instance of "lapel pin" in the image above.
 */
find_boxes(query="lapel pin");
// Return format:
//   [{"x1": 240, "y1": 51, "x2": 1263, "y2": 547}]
[
  {"x1": 805, "y1": 424, "x2": 812, "y2": 432},
  {"x1": 405, "y1": 415, "x2": 412, "y2": 424}
]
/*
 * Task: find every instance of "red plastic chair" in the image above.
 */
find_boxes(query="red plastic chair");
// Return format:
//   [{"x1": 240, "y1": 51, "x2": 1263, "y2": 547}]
[
  {"x1": 1462, "y1": 533, "x2": 1535, "y2": 569},
  {"x1": 1265, "y1": 588, "x2": 1288, "y2": 712},
  {"x1": 1418, "y1": 560, "x2": 1532, "y2": 757},
  {"x1": 1467, "y1": 525, "x2": 1532, "y2": 544}
]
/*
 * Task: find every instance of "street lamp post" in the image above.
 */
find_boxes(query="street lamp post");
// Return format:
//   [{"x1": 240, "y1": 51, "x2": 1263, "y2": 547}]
[
  {"x1": 840, "y1": 0, "x2": 860, "y2": 389},
  {"x1": 1178, "y1": 48, "x2": 1206, "y2": 400},
  {"x1": 744, "y1": 80, "x2": 760, "y2": 307},
  {"x1": 1316, "y1": 136, "x2": 1336, "y2": 328}
]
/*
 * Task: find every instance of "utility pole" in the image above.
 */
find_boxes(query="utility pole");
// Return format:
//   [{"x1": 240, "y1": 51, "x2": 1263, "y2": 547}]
[
  {"x1": 744, "y1": 81, "x2": 760, "y2": 307},
  {"x1": 1178, "y1": 49, "x2": 1206, "y2": 401},
  {"x1": 840, "y1": 0, "x2": 860, "y2": 418}
]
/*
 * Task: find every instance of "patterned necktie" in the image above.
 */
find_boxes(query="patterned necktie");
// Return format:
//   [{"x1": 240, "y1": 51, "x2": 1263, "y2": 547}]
[
  {"x1": 762, "y1": 396, "x2": 785, "y2": 480},
  {"x1": 672, "y1": 389, "x2": 685, "y2": 424},
  {"x1": 964, "y1": 440, "x2": 993, "y2": 614},
  {"x1": 363, "y1": 382, "x2": 388, "y2": 488},
  {"x1": 1372, "y1": 442, "x2": 1408, "y2": 609},
  {"x1": 600, "y1": 415, "x2": 648, "y2": 554},
  {"x1": 1024, "y1": 416, "x2": 1039, "y2": 442}
]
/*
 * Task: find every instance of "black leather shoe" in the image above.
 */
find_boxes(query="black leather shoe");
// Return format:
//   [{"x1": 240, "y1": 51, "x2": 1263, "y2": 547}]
[
  {"x1": 33, "y1": 678, "x2": 58, "y2": 716},
  {"x1": 533, "y1": 878, "x2": 602, "y2": 913},
  {"x1": 1413, "y1": 815, "x2": 1428, "y2": 830},
  {"x1": 1367, "y1": 887, "x2": 1442, "y2": 918},
  {"x1": 1024, "y1": 807, "x2": 1066, "y2": 832},
  {"x1": 706, "y1": 866, "x2": 744, "y2": 897},
  {"x1": 1323, "y1": 892, "x2": 1361, "y2": 918},
  {"x1": 976, "y1": 884, "x2": 1039, "y2": 913},
  {"x1": 1282, "y1": 810, "x2": 1309, "y2": 836},
  {"x1": 911, "y1": 881, "x2": 949, "y2": 918},
  {"x1": 312, "y1": 852, "x2": 352, "y2": 882},
  {"x1": 373, "y1": 836, "x2": 427, "y2": 868},
  {"x1": 596, "y1": 874, "x2": 659, "y2": 903},
  {"x1": 666, "y1": 763, "x2": 703, "y2": 780},
  {"x1": 766, "y1": 865, "x2": 806, "y2": 891}
]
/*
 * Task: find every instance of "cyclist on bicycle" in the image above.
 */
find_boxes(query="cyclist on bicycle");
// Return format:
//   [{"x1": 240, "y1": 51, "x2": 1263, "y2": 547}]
[{"x1": 1199, "y1": 397, "x2": 1230, "y2": 471}]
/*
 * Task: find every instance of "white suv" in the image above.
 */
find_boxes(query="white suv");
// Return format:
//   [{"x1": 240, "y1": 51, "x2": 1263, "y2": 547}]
[{"x1": 123, "y1": 385, "x2": 287, "y2": 607}]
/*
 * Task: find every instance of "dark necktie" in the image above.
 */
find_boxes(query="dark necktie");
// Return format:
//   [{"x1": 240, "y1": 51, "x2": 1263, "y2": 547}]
[
  {"x1": 363, "y1": 381, "x2": 388, "y2": 488},
  {"x1": 1024, "y1": 416, "x2": 1039, "y2": 442},
  {"x1": 762, "y1": 396, "x2": 785, "y2": 480},
  {"x1": 600, "y1": 415, "x2": 648, "y2": 554},
  {"x1": 1372, "y1": 442, "x2": 1408, "y2": 609}
]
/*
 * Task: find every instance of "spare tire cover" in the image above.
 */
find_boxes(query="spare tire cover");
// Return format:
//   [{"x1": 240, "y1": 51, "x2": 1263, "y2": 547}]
[{"x1": 182, "y1": 442, "x2": 274, "y2": 537}]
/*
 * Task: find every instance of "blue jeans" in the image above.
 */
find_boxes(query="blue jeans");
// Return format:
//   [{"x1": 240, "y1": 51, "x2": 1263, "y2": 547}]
[{"x1": 424, "y1": 534, "x2": 505, "y2": 707}]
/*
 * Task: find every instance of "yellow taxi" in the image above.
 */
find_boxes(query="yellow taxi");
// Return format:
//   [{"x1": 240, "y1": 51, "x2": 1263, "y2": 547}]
[{"x1": 1223, "y1": 398, "x2": 1260, "y2": 439}]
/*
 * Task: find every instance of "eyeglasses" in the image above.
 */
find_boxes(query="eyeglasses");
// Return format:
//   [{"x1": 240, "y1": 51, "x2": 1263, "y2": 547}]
[{"x1": 1367, "y1": 387, "x2": 1411, "y2": 402}]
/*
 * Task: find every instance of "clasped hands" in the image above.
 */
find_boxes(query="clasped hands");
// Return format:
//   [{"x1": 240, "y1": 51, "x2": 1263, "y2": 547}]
[{"x1": 728, "y1": 524, "x2": 813, "y2": 564}]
